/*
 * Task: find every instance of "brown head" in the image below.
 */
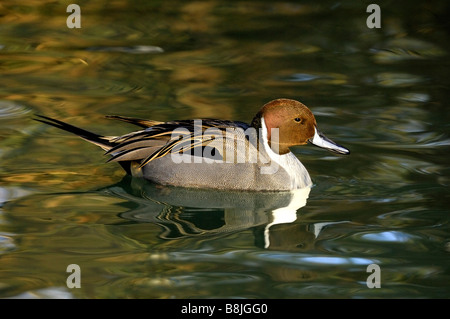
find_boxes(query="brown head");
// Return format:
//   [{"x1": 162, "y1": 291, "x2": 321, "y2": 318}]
[{"x1": 251, "y1": 98, "x2": 350, "y2": 155}]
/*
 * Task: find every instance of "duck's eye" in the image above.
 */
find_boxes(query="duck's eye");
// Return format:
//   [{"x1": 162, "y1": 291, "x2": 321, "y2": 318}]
[{"x1": 294, "y1": 117, "x2": 302, "y2": 123}]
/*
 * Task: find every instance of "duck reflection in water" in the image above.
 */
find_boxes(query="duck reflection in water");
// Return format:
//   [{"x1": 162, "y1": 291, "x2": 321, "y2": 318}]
[{"x1": 103, "y1": 176, "x2": 339, "y2": 251}]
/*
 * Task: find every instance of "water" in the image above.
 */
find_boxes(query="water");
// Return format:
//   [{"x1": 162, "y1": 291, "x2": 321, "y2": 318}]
[{"x1": 0, "y1": 0, "x2": 449, "y2": 299}]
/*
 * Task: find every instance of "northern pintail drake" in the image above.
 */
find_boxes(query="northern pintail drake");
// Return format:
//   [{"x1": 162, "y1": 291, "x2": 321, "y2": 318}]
[{"x1": 35, "y1": 98, "x2": 349, "y2": 191}]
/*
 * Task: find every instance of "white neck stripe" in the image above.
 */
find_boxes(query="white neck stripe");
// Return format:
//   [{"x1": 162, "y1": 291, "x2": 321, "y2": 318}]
[{"x1": 261, "y1": 116, "x2": 312, "y2": 189}]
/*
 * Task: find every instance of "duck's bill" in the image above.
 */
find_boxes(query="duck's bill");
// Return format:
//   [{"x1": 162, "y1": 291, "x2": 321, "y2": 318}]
[{"x1": 309, "y1": 127, "x2": 350, "y2": 155}]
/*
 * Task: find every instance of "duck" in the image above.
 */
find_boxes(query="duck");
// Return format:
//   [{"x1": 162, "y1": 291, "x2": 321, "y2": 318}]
[{"x1": 35, "y1": 98, "x2": 349, "y2": 191}]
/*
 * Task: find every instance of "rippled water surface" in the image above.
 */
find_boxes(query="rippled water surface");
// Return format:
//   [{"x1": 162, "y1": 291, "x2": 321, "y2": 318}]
[{"x1": 1, "y1": 1, "x2": 449, "y2": 299}]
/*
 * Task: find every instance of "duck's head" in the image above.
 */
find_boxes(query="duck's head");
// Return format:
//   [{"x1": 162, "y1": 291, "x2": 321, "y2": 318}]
[{"x1": 251, "y1": 98, "x2": 350, "y2": 155}]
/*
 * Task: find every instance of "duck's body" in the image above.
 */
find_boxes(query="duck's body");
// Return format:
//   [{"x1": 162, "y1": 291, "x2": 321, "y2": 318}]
[{"x1": 35, "y1": 99, "x2": 349, "y2": 191}]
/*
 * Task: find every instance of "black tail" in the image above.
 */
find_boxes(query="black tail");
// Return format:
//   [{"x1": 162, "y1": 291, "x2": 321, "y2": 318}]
[
  {"x1": 34, "y1": 115, "x2": 114, "y2": 150},
  {"x1": 34, "y1": 115, "x2": 135, "y2": 175}
]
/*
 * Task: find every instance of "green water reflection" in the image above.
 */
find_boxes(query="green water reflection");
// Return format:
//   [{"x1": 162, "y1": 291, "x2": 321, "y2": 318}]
[{"x1": 0, "y1": 0, "x2": 449, "y2": 298}]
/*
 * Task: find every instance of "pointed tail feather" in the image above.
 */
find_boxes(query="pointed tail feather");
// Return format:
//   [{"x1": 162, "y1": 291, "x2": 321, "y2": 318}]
[
  {"x1": 105, "y1": 115, "x2": 163, "y2": 128},
  {"x1": 34, "y1": 115, "x2": 114, "y2": 151}
]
